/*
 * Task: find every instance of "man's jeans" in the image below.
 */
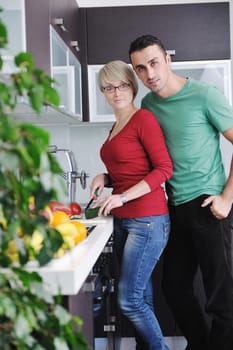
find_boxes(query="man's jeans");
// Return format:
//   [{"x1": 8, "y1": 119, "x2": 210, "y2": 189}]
[{"x1": 114, "y1": 215, "x2": 170, "y2": 350}]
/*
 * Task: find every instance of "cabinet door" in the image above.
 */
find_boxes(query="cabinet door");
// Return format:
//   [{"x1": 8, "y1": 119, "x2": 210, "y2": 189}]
[
  {"x1": 0, "y1": 0, "x2": 26, "y2": 73},
  {"x1": 51, "y1": 27, "x2": 82, "y2": 119},
  {"x1": 86, "y1": 3, "x2": 230, "y2": 64},
  {"x1": 25, "y1": 0, "x2": 50, "y2": 74},
  {"x1": 50, "y1": 0, "x2": 80, "y2": 61}
]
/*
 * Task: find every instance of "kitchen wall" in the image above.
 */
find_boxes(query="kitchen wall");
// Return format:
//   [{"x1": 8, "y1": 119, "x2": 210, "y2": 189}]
[{"x1": 40, "y1": 122, "x2": 113, "y2": 204}]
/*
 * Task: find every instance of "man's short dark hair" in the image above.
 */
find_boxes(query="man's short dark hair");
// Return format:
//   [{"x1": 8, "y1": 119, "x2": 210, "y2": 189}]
[{"x1": 129, "y1": 34, "x2": 167, "y2": 58}]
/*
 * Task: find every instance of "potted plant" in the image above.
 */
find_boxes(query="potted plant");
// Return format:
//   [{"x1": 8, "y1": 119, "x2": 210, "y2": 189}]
[{"x1": 0, "y1": 14, "x2": 90, "y2": 350}]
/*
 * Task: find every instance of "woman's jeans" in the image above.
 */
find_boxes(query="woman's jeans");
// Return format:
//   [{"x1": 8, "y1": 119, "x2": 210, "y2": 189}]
[
  {"x1": 162, "y1": 195, "x2": 233, "y2": 350},
  {"x1": 114, "y1": 215, "x2": 170, "y2": 350}
]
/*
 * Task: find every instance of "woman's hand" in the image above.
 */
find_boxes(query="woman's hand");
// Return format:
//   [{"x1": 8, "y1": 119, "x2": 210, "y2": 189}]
[
  {"x1": 96, "y1": 194, "x2": 124, "y2": 216},
  {"x1": 90, "y1": 173, "x2": 106, "y2": 197}
]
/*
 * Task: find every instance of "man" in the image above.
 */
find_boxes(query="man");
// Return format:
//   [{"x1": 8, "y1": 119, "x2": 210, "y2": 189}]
[{"x1": 129, "y1": 34, "x2": 233, "y2": 350}]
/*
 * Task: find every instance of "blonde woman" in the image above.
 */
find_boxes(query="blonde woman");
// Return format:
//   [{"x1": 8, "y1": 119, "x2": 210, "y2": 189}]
[{"x1": 90, "y1": 60, "x2": 172, "y2": 350}]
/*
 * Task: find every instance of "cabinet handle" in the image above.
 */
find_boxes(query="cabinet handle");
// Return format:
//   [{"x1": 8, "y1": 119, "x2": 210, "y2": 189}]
[
  {"x1": 70, "y1": 40, "x2": 80, "y2": 52},
  {"x1": 53, "y1": 18, "x2": 68, "y2": 32},
  {"x1": 166, "y1": 49, "x2": 176, "y2": 56}
]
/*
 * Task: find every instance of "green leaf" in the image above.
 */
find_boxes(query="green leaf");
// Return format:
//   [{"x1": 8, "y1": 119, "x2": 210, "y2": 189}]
[
  {"x1": 14, "y1": 52, "x2": 34, "y2": 71},
  {"x1": 0, "y1": 150, "x2": 19, "y2": 171},
  {"x1": 28, "y1": 85, "x2": 44, "y2": 113},
  {"x1": 54, "y1": 305, "x2": 72, "y2": 325},
  {"x1": 14, "y1": 313, "x2": 31, "y2": 338},
  {"x1": 19, "y1": 71, "x2": 34, "y2": 89},
  {"x1": 13, "y1": 267, "x2": 42, "y2": 288},
  {"x1": 0, "y1": 56, "x2": 3, "y2": 70},
  {"x1": 54, "y1": 338, "x2": 70, "y2": 350},
  {"x1": 36, "y1": 228, "x2": 63, "y2": 266},
  {"x1": 44, "y1": 86, "x2": 60, "y2": 107},
  {"x1": 34, "y1": 345, "x2": 47, "y2": 350},
  {"x1": 0, "y1": 21, "x2": 8, "y2": 48}
]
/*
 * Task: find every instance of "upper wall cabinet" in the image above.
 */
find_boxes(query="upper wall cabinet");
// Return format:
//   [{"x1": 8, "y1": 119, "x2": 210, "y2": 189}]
[
  {"x1": 86, "y1": 2, "x2": 230, "y2": 64},
  {"x1": 0, "y1": 0, "x2": 82, "y2": 123},
  {"x1": 88, "y1": 60, "x2": 232, "y2": 122},
  {"x1": 50, "y1": 27, "x2": 82, "y2": 119},
  {"x1": 0, "y1": 0, "x2": 26, "y2": 73},
  {"x1": 50, "y1": 0, "x2": 81, "y2": 61}
]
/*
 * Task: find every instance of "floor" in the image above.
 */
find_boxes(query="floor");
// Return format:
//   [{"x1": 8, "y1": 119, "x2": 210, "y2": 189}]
[{"x1": 95, "y1": 336, "x2": 187, "y2": 350}]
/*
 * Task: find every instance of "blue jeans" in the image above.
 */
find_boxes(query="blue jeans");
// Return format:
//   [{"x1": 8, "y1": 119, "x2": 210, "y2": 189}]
[{"x1": 114, "y1": 215, "x2": 170, "y2": 350}]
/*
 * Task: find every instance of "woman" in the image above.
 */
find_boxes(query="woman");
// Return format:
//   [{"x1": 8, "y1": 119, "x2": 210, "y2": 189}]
[{"x1": 90, "y1": 60, "x2": 172, "y2": 350}]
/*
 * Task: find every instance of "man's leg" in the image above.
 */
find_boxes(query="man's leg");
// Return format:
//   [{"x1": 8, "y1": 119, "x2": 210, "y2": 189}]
[{"x1": 162, "y1": 200, "x2": 209, "y2": 350}]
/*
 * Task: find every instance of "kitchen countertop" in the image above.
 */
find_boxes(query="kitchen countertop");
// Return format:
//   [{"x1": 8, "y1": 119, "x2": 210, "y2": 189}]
[{"x1": 20, "y1": 216, "x2": 113, "y2": 295}]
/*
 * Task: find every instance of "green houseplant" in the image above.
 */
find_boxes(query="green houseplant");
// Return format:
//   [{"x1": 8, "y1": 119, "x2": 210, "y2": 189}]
[{"x1": 0, "y1": 14, "x2": 90, "y2": 350}]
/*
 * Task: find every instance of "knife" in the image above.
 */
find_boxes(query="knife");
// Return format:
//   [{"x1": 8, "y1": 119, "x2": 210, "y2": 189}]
[{"x1": 85, "y1": 187, "x2": 99, "y2": 211}]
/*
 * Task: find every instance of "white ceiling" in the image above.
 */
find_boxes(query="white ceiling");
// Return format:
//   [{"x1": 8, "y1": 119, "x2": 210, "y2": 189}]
[{"x1": 76, "y1": 0, "x2": 227, "y2": 8}]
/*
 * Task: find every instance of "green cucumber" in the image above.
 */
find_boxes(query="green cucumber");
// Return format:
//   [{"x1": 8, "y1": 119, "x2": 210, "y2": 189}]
[{"x1": 85, "y1": 206, "x2": 100, "y2": 219}]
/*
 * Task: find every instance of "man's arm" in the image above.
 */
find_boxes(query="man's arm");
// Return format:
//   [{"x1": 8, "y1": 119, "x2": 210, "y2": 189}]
[{"x1": 202, "y1": 126, "x2": 233, "y2": 219}]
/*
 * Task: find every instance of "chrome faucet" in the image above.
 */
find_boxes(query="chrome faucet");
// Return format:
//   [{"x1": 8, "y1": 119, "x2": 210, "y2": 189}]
[{"x1": 48, "y1": 145, "x2": 89, "y2": 202}]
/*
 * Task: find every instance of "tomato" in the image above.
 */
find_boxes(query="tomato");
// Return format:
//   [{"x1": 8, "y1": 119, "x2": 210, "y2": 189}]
[
  {"x1": 49, "y1": 200, "x2": 71, "y2": 215},
  {"x1": 70, "y1": 202, "x2": 82, "y2": 215}
]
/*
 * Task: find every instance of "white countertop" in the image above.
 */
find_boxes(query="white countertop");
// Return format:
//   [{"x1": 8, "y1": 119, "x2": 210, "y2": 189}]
[{"x1": 10, "y1": 216, "x2": 113, "y2": 295}]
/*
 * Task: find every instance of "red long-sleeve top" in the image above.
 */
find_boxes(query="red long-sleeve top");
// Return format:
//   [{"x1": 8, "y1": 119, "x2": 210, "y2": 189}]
[{"x1": 100, "y1": 109, "x2": 173, "y2": 218}]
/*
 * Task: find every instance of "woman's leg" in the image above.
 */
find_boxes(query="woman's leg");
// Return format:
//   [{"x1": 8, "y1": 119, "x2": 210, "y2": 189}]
[{"x1": 115, "y1": 215, "x2": 170, "y2": 350}]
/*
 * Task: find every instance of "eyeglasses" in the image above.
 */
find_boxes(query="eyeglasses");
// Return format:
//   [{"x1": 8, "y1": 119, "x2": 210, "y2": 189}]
[{"x1": 102, "y1": 83, "x2": 131, "y2": 93}]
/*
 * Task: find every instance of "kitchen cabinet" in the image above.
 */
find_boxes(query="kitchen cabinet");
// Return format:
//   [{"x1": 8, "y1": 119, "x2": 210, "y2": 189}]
[
  {"x1": 81, "y1": 2, "x2": 230, "y2": 121},
  {"x1": 0, "y1": 0, "x2": 27, "y2": 73},
  {"x1": 50, "y1": 27, "x2": 83, "y2": 119},
  {"x1": 88, "y1": 59, "x2": 232, "y2": 122},
  {"x1": 25, "y1": 0, "x2": 51, "y2": 74},
  {"x1": 50, "y1": 0, "x2": 81, "y2": 60},
  {"x1": 26, "y1": 0, "x2": 83, "y2": 121},
  {"x1": 0, "y1": 0, "x2": 83, "y2": 123},
  {"x1": 85, "y1": 2, "x2": 230, "y2": 64}
]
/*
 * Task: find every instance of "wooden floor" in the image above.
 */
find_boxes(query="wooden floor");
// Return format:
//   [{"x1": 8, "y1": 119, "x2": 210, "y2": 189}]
[{"x1": 95, "y1": 336, "x2": 187, "y2": 350}]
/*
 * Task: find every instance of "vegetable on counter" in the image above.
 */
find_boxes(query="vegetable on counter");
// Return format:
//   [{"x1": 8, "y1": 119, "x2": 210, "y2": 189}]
[
  {"x1": 48, "y1": 200, "x2": 82, "y2": 217},
  {"x1": 70, "y1": 202, "x2": 82, "y2": 215}
]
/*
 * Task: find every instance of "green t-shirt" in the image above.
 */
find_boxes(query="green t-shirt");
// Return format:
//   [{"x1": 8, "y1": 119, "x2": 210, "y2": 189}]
[{"x1": 142, "y1": 78, "x2": 233, "y2": 205}]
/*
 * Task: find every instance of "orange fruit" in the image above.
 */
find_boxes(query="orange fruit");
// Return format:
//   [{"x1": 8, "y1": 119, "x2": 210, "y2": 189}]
[
  {"x1": 72, "y1": 221, "x2": 87, "y2": 244},
  {"x1": 50, "y1": 211, "x2": 70, "y2": 227}
]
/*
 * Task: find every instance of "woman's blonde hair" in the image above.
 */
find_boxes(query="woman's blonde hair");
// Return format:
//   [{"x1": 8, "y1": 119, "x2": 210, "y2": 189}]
[{"x1": 98, "y1": 60, "x2": 138, "y2": 99}]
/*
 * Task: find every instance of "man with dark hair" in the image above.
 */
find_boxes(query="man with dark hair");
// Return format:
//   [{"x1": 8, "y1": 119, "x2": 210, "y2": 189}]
[{"x1": 129, "y1": 34, "x2": 233, "y2": 350}]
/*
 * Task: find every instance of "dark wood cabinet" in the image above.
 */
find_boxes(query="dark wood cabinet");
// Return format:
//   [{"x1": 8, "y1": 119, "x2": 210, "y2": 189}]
[
  {"x1": 24, "y1": 0, "x2": 81, "y2": 75},
  {"x1": 49, "y1": 0, "x2": 81, "y2": 61},
  {"x1": 85, "y1": 2, "x2": 230, "y2": 64},
  {"x1": 25, "y1": 0, "x2": 51, "y2": 74}
]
